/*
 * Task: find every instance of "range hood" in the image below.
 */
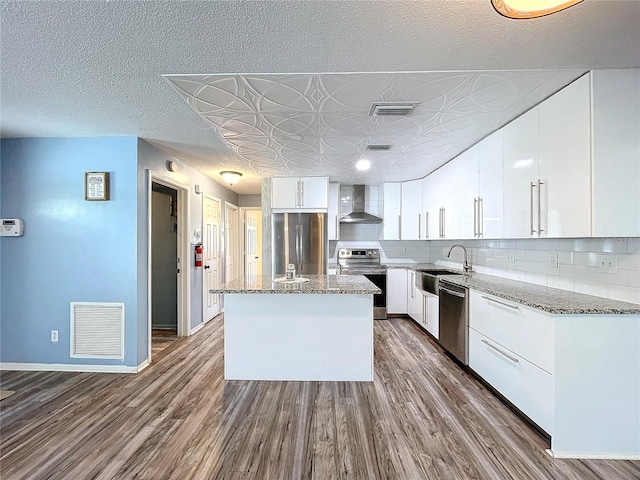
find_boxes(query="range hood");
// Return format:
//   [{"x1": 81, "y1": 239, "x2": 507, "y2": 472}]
[{"x1": 340, "y1": 185, "x2": 383, "y2": 224}]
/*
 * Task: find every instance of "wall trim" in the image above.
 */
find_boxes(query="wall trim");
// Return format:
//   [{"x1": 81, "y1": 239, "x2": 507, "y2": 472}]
[
  {"x1": 190, "y1": 322, "x2": 205, "y2": 335},
  {"x1": 0, "y1": 362, "x2": 149, "y2": 374},
  {"x1": 546, "y1": 449, "x2": 640, "y2": 460}
]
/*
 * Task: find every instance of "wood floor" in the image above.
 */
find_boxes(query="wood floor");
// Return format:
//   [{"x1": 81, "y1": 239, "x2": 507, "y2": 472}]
[
  {"x1": 1, "y1": 316, "x2": 639, "y2": 480},
  {"x1": 152, "y1": 328, "x2": 178, "y2": 358}
]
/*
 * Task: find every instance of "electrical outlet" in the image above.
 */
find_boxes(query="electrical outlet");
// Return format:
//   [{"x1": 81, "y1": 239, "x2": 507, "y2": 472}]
[
  {"x1": 548, "y1": 253, "x2": 558, "y2": 268},
  {"x1": 597, "y1": 254, "x2": 618, "y2": 274},
  {"x1": 507, "y1": 252, "x2": 516, "y2": 263},
  {"x1": 51, "y1": 330, "x2": 59, "y2": 343}
]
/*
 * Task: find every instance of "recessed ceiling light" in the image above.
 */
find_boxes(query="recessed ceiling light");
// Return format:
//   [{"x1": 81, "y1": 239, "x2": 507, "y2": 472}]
[{"x1": 356, "y1": 159, "x2": 371, "y2": 171}]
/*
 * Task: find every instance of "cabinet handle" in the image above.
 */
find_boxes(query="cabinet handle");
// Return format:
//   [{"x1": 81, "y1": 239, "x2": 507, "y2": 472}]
[
  {"x1": 300, "y1": 179, "x2": 305, "y2": 207},
  {"x1": 418, "y1": 213, "x2": 421, "y2": 239},
  {"x1": 425, "y1": 211, "x2": 429, "y2": 239},
  {"x1": 442, "y1": 208, "x2": 446, "y2": 238},
  {"x1": 481, "y1": 339, "x2": 519, "y2": 364},
  {"x1": 530, "y1": 182, "x2": 536, "y2": 235},
  {"x1": 398, "y1": 215, "x2": 402, "y2": 239},
  {"x1": 439, "y1": 286, "x2": 466, "y2": 298},
  {"x1": 335, "y1": 215, "x2": 339, "y2": 237},
  {"x1": 537, "y1": 179, "x2": 544, "y2": 234},
  {"x1": 479, "y1": 197, "x2": 483, "y2": 237},
  {"x1": 473, "y1": 198, "x2": 477, "y2": 237},
  {"x1": 481, "y1": 295, "x2": 520, "y2": 311}
]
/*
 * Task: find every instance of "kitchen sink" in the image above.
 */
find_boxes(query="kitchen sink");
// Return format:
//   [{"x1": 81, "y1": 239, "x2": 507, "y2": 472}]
[{"x1": 415, "y1": 268, "x2": 463, "y2": 295}]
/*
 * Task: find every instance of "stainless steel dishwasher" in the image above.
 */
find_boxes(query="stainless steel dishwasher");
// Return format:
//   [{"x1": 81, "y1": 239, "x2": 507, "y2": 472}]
[{"x1": 438, "y1": 280, "x2": 469, "y2": 365}]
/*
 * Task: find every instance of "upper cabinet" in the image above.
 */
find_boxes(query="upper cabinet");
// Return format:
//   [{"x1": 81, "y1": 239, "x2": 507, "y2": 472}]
[
  {"x1": 401, "y1": 179, "x2": 423, "y2": 240},
  {"x1": 382, "y1": 183, "x2": 402, "y2": 240},
  {"x1": 328, "y1": 182, "x2": 340, "y2": 240},
  {"x1": 272, "y1": 176, "x2": 328, "y2": 210},
  {"x1": 477, "y1": 129, "x2": 504, "y2": 238},
  {"x1": 538, "y1": 73, "x2": 591, "y2": 237},
  {"x1": 591, "y1": 69, "x2": 640, "y2": 237},
  {"x1": 503, "y1": 73, "x2": 592, "y2": 238},
  {"x1": 382, "y1": 181, "x2": 426, "y2": 240}
]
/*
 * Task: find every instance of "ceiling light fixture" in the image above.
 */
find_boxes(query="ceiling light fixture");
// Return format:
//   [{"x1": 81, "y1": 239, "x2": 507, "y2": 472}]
[
  {"x1": 220, "y1": 171, "x2": 242, "y2": 186},
  {"x1": 355, "y1": 159, "x2": 371, "y2": 171},
  {"x1": 491, "y1": 0, "x2": 583, "y2": 19}
]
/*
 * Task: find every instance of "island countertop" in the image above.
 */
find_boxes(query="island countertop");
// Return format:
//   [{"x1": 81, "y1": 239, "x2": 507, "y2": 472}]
[{"x1": 211, "y1": 274, "x2": 381, "y2": 294}]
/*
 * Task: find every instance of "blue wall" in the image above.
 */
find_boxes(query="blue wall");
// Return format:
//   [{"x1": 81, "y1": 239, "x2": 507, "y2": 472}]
[{"x1": 0, "y1": 137, "x2": 140, "y2": 366}]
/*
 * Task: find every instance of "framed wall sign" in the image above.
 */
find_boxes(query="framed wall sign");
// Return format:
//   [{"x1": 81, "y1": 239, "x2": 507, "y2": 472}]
[{"x1": 85, "y1": 172, "x2": 110, "y2": 201}]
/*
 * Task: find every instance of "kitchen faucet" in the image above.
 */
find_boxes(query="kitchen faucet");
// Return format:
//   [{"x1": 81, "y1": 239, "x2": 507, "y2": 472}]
[{"x1": 447, "y1": 244, "x2": 471, "y2": 275}]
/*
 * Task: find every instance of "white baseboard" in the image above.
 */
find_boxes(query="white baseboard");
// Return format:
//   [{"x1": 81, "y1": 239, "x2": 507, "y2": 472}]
[
  {"x1": 0, "y1": 361, "x2": 148, "y2": 374},
  {"x1": 190, "y1": 322, "x2": 204, "y2": 335},
  {"x1": 546, "y1": 449, "x2": 640, "y2": 460}
]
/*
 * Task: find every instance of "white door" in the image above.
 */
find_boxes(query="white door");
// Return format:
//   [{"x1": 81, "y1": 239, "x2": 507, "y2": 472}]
[
  {"x1": 245, "y1": 210, "x2": 262, "y2": 277},
  {"x1": 225, "y1": 203, "x2": 241, "y2": 282},
  {"x1": 203, "y1": 195, "x2": 222, "y2": 322}
]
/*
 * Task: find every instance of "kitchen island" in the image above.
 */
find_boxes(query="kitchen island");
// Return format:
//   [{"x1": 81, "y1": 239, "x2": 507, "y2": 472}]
[{"x1": 210, "y1": 275, "x2": 381, "y2": 381}]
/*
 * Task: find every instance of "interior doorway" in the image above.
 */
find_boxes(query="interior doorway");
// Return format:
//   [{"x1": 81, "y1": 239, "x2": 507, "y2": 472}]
[
  {"x1": 225, "y1": 202, "x2": 241, "y2": 282},
  {"x1": 147, "y1": 171, "x2": 190, "y2": 364},
  {"x1": 244, "y1": 208, "x2": 262, "y2": 277}
]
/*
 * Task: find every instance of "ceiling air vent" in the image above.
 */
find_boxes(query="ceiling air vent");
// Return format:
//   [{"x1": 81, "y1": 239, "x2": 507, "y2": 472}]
[
  {"x1": 369, "y1": 102, "x2": 418, "y2": 116},
  {"x1": 365, "y1": 144, "x2": 392, "y2": 151}
]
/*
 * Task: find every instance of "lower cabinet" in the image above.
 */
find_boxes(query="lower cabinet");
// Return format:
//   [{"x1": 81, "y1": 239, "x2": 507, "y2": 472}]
[
  {"x1": 469, "y1": 328, "x2": 552, "y2": 432},
  {"x1": 468, "y1": 289, "x2": 640, "y2": 457},
  {"x1": 387, "y1": 268, "x2": 408, "y2": 314}
]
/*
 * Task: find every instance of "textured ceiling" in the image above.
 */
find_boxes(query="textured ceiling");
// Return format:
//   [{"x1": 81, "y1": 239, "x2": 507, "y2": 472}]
[
  {"x1": 1, "y1": 1, "x2": 639, "y2": 194},
  {"x1": 165, "y1": 70, "x2": 587, "y2": 184}
]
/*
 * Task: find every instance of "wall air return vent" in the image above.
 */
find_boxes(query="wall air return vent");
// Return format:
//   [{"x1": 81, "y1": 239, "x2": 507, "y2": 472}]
[
  {"x1": 365, "y1": 144, "x2": 392, "y2": 151},
  {"x1": 369, "y1": 102, "x2": 418, "y2": 116},
  {"x1": 70, "y1": 302, "x2": 125, "y2": 359}
]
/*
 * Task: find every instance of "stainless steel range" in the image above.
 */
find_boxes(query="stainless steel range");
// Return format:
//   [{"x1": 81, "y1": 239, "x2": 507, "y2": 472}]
[{"x1": 338, "y1": 248, "x2": 387, "y2": 320}]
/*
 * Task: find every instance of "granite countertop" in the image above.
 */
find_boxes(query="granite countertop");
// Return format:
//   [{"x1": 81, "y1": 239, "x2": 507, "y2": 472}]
[
  {"x1": 211, "y1": 274, "x2": 382, "y2": 294},
  {"x1": 439, "y1": 273, "x2": 640, "y2": 315}
]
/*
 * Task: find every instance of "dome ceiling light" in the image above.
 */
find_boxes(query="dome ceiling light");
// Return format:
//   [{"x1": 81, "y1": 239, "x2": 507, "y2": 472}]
[
  {"x1": 220, "y1": 171, "x2": 242, "y2": 186},
  {"x1": 491, "y1": 0, "x2": 583, "y2": 19}
]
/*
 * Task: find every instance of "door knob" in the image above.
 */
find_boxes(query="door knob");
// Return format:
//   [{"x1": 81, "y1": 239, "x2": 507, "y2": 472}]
[
  {"x1": 204, "y1": 265, "x2": 210, "y2": 269},
  {"x1": 255, "y1": 256, "x2": 259, "y2": 259}
]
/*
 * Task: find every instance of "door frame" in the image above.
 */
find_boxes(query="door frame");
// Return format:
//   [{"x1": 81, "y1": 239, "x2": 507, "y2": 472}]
[
  {"x1": 224, "y1": 202, "x2": 241, "y2": 283},
  {"x1": 202, "y1": 193, "x2": 222, "y2": 324},
  {"x1": 147, "y1": 170, "x2": 190, "y2": 362}
]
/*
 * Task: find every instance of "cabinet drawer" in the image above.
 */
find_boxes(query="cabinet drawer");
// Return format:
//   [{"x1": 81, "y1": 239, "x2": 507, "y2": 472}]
[
  {"x1": 469, "y1": 328, "x2": 553, "y2": 434},
  {"x1": 470, "y1": 291, "x2": 553, "y2": 373}
]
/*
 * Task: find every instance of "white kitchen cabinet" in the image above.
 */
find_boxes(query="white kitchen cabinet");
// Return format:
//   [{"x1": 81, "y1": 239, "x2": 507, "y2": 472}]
[
  {"x1": 387, "y1": 268, "x2": 408, "y2": 314},
  {"x1": 272, "y1": 176, "x2": 328, "y2": 210},
  {"x1": 407, "y1": 270, "x2": 424, "y2": 325},
  {"x1": 422, "y1": 171, "x2": 441, "y2": 240},
  {"x1": 424, "y1": 292, "x2": 439, "y2": 339},
  {"x1": 328, "y1": 182, "x2": 340, "y2": 240},
  {"x1": 469, "y1": 328, "x2": 553, "y2": 433},
  {"x1": 382, "y1": 183, "x2": 402, "y2": 240},
  {"x1": 502, "y1": 107, "x2": 540, "y2": 238},
  {"x1": 435, "y1": 161, "x2": 461, "y2": 239},
  {"x1": 453, "y1": 146, "x2": 479, "y2": 240},
  {"x1": 400, "y1": 179, "x2": 423, "y2": 240},
  {"x1": 468, "y1": 289, "x2": 640, "y2": 457},
  {"x1": 591, "y1": 69, "x2": 640, "y2": 237},
  {"x1": 477, "y1": 129, "x2": 504, "y2": 238},
  {"x1": 538, "y1": 73, "x2": 591, "y2": 237}
]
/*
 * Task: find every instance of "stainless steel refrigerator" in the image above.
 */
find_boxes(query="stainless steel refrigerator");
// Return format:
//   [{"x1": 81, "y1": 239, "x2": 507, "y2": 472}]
[{"x1": 272, "y1": 213, "x2": 327, "y2": 276}]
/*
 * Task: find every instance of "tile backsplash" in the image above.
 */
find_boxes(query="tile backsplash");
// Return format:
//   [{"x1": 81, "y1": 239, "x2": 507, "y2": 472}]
[
  {"x1": 432, "y1": 237, "x2": 640, "y2": 304},
  {"x1": 332, "y1": 234, "x2": 640, "y2": 304}
]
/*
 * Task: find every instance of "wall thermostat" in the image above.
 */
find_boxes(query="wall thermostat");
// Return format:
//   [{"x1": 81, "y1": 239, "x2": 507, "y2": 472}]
[{"x1": 1, "y1": 219, "x2": 24, "y2": 236}]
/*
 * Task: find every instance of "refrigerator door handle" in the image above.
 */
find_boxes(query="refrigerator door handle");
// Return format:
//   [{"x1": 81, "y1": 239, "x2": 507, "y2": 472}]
[{"x1": 298, "y1": 224, "x2": 304, "y2": 272}]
